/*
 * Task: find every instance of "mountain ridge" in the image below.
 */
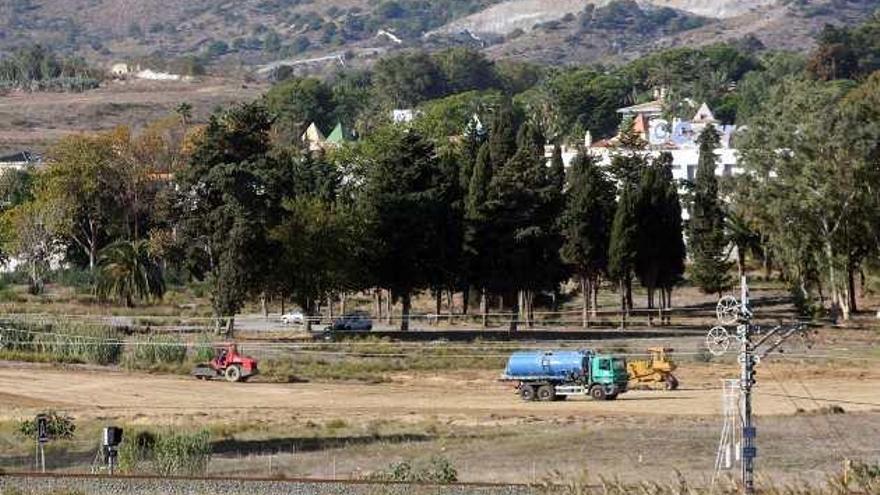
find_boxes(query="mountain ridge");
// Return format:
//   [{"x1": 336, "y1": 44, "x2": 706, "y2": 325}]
[{"x1": 1, "y1": 0, "x2": 877, "y2": 71}]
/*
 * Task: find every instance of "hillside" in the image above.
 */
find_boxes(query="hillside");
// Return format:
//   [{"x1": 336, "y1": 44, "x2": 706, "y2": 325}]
[{"x1": 0, "y1": 0, "x2": 877, "y2": 72}]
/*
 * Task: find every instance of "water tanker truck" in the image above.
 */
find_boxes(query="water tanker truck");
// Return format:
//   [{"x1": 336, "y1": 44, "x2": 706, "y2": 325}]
[{"x1": 502, "y1": 350, "x2": 629, "y2": 401}]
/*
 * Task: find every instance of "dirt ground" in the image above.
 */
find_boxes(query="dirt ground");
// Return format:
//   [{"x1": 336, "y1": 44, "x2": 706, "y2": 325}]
[
  {"x1": 0, "y1": 78, "x2": 266, "y2": 154},
  {"x1": 0, "y1": 361, "x2": 878, "y2": 423},
  {"x1": 0, "y1": 342, "x2": 878, "y2": 485}
]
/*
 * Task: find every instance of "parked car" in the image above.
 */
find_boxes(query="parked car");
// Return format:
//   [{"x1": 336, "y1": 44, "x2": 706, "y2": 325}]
[
  {"x1": 316, "y1": 311, "x2": 373, "y2": 340},
  {"x1": 280, "y1": 311, "x2": 305, "y2": 325}
]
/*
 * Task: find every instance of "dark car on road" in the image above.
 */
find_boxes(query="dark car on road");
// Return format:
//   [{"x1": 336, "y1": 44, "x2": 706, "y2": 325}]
[{"x1": 315, "y1": 311, "x2": 373, "y2": 340}]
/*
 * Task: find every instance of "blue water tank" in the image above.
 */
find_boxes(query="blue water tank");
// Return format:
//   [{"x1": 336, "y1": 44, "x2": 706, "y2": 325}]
[{"x1": 504, "y1": 350, "x2": 592, "y2": 380}]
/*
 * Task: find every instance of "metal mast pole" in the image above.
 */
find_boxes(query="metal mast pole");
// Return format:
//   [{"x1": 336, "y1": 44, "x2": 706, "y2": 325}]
[{"x1": 739, "y1": 277, "x2": 755, "y2": 495}]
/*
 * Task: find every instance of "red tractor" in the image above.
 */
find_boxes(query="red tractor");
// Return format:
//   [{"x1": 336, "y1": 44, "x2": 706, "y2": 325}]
[{"x1": 191, "y1": 343, "x2": 259, "y2": 383}]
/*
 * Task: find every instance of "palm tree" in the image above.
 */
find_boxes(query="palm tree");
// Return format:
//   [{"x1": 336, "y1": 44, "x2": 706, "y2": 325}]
[{"x1": 96, "y1": 240, "x2": 165, "y2": 307}]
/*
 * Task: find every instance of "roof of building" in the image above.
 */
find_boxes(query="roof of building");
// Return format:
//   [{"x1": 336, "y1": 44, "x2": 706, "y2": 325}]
[
  {"x1": 301, "y1": 123, "x2": 325, "y2": 143},
  {"x1": 633, "y1": 113, "x2": 648, "y2": 135},
  {"x1": 326, "y1": 122, "x2": 352, "y2": 144},
  {"x1": 692, "y1": 102, "x2": 717, "y2": 124},
  {"x1": 617, "y1": 100, "x2": 663, "y2": 115}
]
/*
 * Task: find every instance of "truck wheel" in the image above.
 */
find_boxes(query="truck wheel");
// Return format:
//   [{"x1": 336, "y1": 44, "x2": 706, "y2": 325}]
[
  {"x1": 590, "y1": 386, "x2": 606, "y2": 401},
  {"x1": 665, "y1": 375, "x2": 679, "y2": 391},
  {"x1": 536, "y1": 385, "x2": 555, "y2": 402},
  {"x1": 520, "y1": 385, "x2": 537, "y2": 401},
  {"x1": 225, "y1": 365, "x2": 242, "y2": 383}
]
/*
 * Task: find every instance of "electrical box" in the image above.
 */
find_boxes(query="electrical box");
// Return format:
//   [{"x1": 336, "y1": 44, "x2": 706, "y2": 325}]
[{"x1": 103, "y1": 426, "x2": 123, "y2": 447}]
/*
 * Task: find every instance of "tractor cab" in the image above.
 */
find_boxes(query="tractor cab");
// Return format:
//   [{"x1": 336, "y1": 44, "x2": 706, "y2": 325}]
[{"x1": 648, "y1": 347, "x2": 677, "y2": 373}]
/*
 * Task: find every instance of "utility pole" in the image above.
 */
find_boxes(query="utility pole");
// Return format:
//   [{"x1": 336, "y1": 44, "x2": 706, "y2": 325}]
[
  {"x1": 738, "y1": 279, "x2": 756, "y2": 495},
  {"x1": 708, "y1": 276, "x2": 810, "y2": 495}
]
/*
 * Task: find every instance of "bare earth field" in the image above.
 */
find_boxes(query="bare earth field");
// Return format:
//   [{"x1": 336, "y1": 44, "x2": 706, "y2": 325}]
[
  {"x1": 1, "y1": 341, "x2": 878, "y2": 485},
  {"x1": 0, "y1": 78, "x2": 266, "y2": 154}
]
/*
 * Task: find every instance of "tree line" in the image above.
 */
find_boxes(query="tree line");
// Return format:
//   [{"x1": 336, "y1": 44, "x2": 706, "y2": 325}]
[
  {"x1": 3, "y1": 16, "x2": 880, "y2": 330},
  {"x1": 0, "y1": 44, "x2": 101, "y2": 92}
]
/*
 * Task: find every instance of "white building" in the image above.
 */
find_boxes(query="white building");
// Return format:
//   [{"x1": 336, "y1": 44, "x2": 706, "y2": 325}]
[{"x1": 548, "y1": 100, "x2": 741, "y2": 183}]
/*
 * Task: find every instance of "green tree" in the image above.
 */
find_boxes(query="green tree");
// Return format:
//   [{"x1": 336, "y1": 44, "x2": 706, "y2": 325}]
[
  {"x1": 807, "y1": 24, "x2": 859, "y2": 81},
  {"x1": 463, "y1": 142, "x2": 493, "y2": 324},
  {"x1": 3, "y1": 199, "x2": 56, "y2": 294},
  {"x1": 560, "y1": 148, "x2": 616, "y2": 327},
  {"x1": 544, "y1": 68, "x2": 630, "y2": 139},
  {"x1": 96, "y1": 239, "x2": 165, "y2": 307},
  {"x1": 483, "y1": 121, "x2": 565, "y2": 329},
  {"x1": 434, "y1": 48, "x2": 499, "y2": 94},
  {"x1": 265, "y1": 77, "x2": 335, "y2": 139},
  {"x1": 175, "y1": 103, "x2": 282, "y2": 335},
  {"x1": 688, "y1": 125, "x2": 731, "y2": 295},
  {"x1": 655, "y1": 153, "x2": 687, "y2": 309},
  {"x1": 358, "y1": 126, "x2": 447, "y2": 331},
  {"x1": 609, "y1": 117, "x2": 648, "y2": 184},
  {"x1": 0, "y1": 166, "x2": 35, "y2": 210},
  {"x1": 487, "y1": 100, "x2": 517, "y2": 170},
  {"x1": 372, "y1": 51, "x2": 446, "y2": 108},
  {"x1": 38, "y1": 131, "x2": 126, "y2": 271},
  {"x1": 272, "y1": 196, "x2": 360, "y2": 330},
  {"x1": 635, "y1": 152, "x2": 685, "y2": 313},
  {"x1": 608, "y1": 183, "x2": 638, "y2": 315},
  {"x1": 414, "y1": 90, "x2": 503, "y2": 142},
  {"x1": 737, "y1": 75, "x2": 880, "y2": 319}
]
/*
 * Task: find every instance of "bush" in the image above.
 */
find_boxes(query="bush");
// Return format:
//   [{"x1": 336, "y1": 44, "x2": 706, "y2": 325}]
[
  {"x1": 0, "y1": 320, "x2": 123, "y2": 365},
  {"x1": 153, "y1": 430, "x2": 212, "y2": 476},
  {"x1": 118, "y1": 430, "x2": 157, "y2": 474},
  {"x1": 367, "y1": 456, "x2": 458, "y2": 483},
  {"x1": 193, "y1": 335, "x2": 216, "y2": 363},
  {"x1": 16, "y1": 411, "x2": 76, "y2": 440},
  {"x1": 128, "y1": 335, "x2": 187, "y2": 367}
]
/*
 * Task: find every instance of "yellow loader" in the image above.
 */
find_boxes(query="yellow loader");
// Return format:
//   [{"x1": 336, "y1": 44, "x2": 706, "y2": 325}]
[{"x1": 627, "y1": 347, "x2": 679, "y2": 390}]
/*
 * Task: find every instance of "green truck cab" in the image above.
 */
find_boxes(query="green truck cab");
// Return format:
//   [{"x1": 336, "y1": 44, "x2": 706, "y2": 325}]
[{"x1": 503, "y1": 350, "x2": 629, "y2": 401}]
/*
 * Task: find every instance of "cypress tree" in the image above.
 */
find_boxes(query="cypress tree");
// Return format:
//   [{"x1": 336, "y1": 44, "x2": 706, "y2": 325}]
[
  {"x1": 608, "y1": 183, "x2": 639, "y2": 315},
  {"x1": 560, "y1": 148, "x2": 616, "y2": 327},
  {"x1": 464, "y1": 142, "x2": 493, "y2": 325},
  {"x1": 485, "y1": 122, "x2": 565, "y2": 329},
  {"x1": 360, "y1": 128, "x2": 446, "y2": 331},
  {"x1": 634, "y1": 161, "x2": 665, "y2": 309},
  {"x1": 634, "y1": 152, "x2": 686, "y2": 320},
  {"x1": 610, "y1": 116, "x2": 648, "y2": 184},
  {"x1": 488, "y1": 100, "x2": 517, "y2": 170},
  {"x1": 688, "y1": 125, "x2": 731, "y2": 295},
  {"x1": 549, "y1": 144, "x2": 565, "y2": 193},
  {"x1": 656, "y1": 152, "x2": 686, "y2": 313}
]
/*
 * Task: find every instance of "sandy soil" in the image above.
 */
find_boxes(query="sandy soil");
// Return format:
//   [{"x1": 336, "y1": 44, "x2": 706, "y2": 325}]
[
  {"x1": 1, "y1": 362, "x2": 877, "y2": 424},
  {"x1": 0, "y1": 78, "x2": 266, "y2": 154}
]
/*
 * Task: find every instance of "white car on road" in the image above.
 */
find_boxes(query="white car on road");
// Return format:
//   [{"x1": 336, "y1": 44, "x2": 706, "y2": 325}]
[{"x1": 280, "y1": 311, "x2": 305, "y2": 325}]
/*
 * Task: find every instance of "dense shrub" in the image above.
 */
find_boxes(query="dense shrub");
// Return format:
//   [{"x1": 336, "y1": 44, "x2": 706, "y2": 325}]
[
  {"x1": 153, "y1": 430, "x2": 212, "y2": 476},
  {"x1": 0, "y1": 320, "x2": 123, "y2": 365},
  {"x1": 128, "y1": 335, "x2": 187, "y2": 367},
  {"x1": 16, "y1": 411, "x2": 76, "y2": 440},
  {"x1": 367, "y1": 456, "x2": 458, "y2": 483}
]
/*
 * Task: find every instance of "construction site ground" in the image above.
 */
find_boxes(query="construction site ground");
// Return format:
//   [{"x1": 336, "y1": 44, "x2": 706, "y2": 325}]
[{"x1": 1, "y1": 327, "x2": 878, "y2": 487}]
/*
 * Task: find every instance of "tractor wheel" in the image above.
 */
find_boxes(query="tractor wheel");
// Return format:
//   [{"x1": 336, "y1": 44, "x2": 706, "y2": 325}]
[
  {"x1": 520, "y1": 385, "x2": 537, "y2": 401},
  {"x1": 225, "y1": 365, "x2": 242, "y2": 383},
  {"x1": 536, "y1": 385, "x2": 555, "y2": 402},
  {"x1": 665, "y1": 375, "x2": 679, "y2": 391},
  {"x1": 606, "y1": 393, "x2": 619, "y2": 400},
  {"x1": 590, "y1": 386, "x2": 606, "y2": 401}
]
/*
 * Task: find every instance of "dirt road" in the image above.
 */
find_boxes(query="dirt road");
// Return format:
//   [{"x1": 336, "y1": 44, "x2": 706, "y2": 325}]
[{"x1": 2, "y1": 363, "x2": 877, "y2": 424}]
